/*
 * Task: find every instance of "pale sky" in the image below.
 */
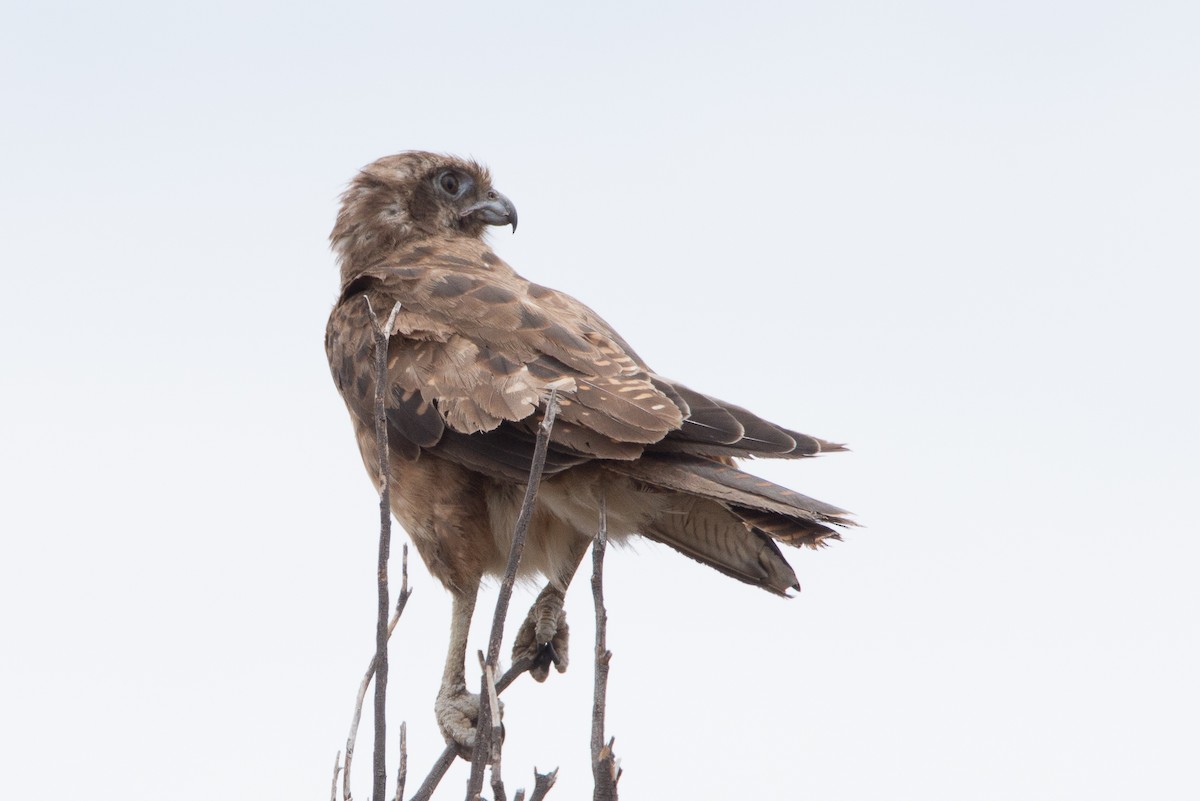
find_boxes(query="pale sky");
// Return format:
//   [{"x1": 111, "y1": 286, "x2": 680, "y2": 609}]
[{"x1": 2, "y1": 2, "x2": 1198, "y2": 799}]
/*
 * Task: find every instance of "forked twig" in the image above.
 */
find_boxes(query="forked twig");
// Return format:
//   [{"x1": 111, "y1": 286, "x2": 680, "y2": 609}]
[
  {"x1": 343, "y1": 544, "x2": 411, "y2": 800},
  {"x1": 510, "y1": 767, "x2": 558, "y2": 801},
  {"x1": 529, "y1": 767, "x2": 559, "y2": 801},
  {"x1": 331, "y1": 751, "x2": 342, "y2": 801},
  {"x1": 466, "y1": 392, "x2": 562, "y2": 800}
]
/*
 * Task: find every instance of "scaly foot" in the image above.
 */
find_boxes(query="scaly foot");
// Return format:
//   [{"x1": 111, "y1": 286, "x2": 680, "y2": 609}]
[{"x1": 435, "y1": 684, "x2": 501, "y2": 757}]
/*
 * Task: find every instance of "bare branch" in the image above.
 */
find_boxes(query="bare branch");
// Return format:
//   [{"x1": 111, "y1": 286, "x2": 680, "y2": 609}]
[
  {"x1": 490, "y1": 753, "x2": 508, "y2": 801},
  {"x1": 481, "y1": 658, "x2": 502, "y2": 757},
  {"x1": 399, "y1": 543, "x2": 410, "y2": 606},
  {"x1": 466, "y1": 393, "x2": 561, "y2": 800},
  {"x1": 511, "y1": 766, "x2": 558, "y2": 801},
  {"x1": 495, "y1": 656, "x2": 533, "y2": 694},
  {"x1": 344, "y1": 545, "x2": 412, "y2": 800},
  {"x1": 481, "y1": 654, "x2": 506, "y2": 801},
  {"x1": 364, "y1": 298, "x2": 403, "y2": 801},
  {"x1": 331, "y1": 751, "x2": 343, "y2": 801},
  {"x1": 529, "y1": 768, "x2": 559, "y2": 801},
  {"x1": 394, "y1": 722, "x2": 408, "y2": 801},
  {"x1": 591, "y1": 495, "x2": 620, "y2": 801},
  {"x1": 408, "y1": 745, "x2": 457, "y2": 801},
  {"x1": 596, "y1": 738, "x2": 621, "y2": 800}
]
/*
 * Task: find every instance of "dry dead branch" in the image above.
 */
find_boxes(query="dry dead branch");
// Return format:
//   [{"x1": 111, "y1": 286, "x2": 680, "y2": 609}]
[
  {"x1": 363, "y1": 299, "x2": 404, "y2": 801},
  {"x1": 331, "y1": 751, "x2": 343, "y2": 801},
  {"x1": 338, "y1": 386, "x2": 566, "y2": 801},
  {"x1": 342, "y1": 542, "x2": 411, "y2": 800},
  {"x1": 590, "y1": 496, "x2": 621, "y2": 801},
  {"x1": 528, "y1": 768, "x2": 559, "y2": 801},
  {"x1": 466, "y1": 393, "x2": 561, "y2": 800},
  {"x1": 394, "y1": 722, "x2": 408, "y2": 801}
]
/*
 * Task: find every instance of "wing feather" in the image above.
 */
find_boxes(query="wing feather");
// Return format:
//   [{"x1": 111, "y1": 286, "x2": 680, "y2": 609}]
[
  {"x1": 327, "y1": 244, "x2": 842, "y2": 485},
  {"x1": 327, "y1": 245, "x2": 685, "y2": 479}
]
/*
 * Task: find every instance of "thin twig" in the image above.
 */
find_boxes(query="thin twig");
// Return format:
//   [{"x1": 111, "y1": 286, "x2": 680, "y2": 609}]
[
  {"x1": 480, "y1": 654, "x2": 506, "y2": 801},
  {"x1": 408, "y1": 743, "x2": 456, "y2": 801},
  {"x1": 477, "y1": 652, "x2": 503, "y2": 761},
  {"x1": 496, "y1": 656, "x2": 533, "y2": 694},
  {"x1": 591, "y1": 495, "x2": 620, "y2": 801},
  {"x1": 331, "y1": 751, "x2": 343, "y2": 801},
  {"x1": 344, "y1": 544, "x2": 412, "y2": 800},
  {"x1": 394, "y1": 722, "x2": 408, "y2": 801},
  {"x1": 466, "y1": 393, "x2": 561, "y2": 800},
  {"x1": 366, "y1": 297, "x2": 403, "y2": 801}
]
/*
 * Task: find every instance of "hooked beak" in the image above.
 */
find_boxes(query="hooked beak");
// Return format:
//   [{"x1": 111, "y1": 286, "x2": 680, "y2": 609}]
[{"x1": 459, "y1": 190, "x2": 518, "y2": 232}]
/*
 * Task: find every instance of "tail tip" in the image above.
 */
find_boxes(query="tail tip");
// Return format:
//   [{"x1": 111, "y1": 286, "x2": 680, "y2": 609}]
[{"x1": 817, "y1": 438, "x2": 850, "y2": 454}]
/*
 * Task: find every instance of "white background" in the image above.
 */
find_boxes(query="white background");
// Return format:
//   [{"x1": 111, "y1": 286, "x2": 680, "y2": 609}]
[{"x1": 2, "y1": 2, "x2": 1197, "y2": 799}]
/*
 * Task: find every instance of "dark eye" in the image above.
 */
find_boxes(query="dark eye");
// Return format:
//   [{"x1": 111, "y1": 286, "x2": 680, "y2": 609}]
[{"x1": 438, "y1": 171, "x2": 462, "y2": 196}]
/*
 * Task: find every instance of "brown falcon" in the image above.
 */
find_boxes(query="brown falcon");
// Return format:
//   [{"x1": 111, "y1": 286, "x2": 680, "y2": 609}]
[{"x1": 325, "y1": 151, "x2": 852, "y2": 751}]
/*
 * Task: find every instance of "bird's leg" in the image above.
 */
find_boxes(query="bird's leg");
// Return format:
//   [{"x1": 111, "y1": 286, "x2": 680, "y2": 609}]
[
  {"x1": 435, "y1": 582, "x2": 487, "y2": 756},
  {"x1": 512, "y1": 536, "x2": 590, "y2": 682}
]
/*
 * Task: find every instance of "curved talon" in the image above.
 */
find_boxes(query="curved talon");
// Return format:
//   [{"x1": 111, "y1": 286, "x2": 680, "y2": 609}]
[
  {"x1": 517, "y1": 612, "x2": 570, "y2": 683},
  {"x1": 529, "y1": 641, "x2": 559, "y2": 683}
]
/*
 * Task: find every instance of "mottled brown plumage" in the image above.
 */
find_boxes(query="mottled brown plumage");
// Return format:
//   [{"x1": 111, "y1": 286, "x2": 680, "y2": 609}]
[{"x1": 325, "y1": 151, "x2": 853, "y2": 751}]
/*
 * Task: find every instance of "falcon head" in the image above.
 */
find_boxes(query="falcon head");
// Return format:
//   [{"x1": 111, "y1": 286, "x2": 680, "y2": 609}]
[{"x1": 330, "y1": 151, "x2": 517, "y2": 275}]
